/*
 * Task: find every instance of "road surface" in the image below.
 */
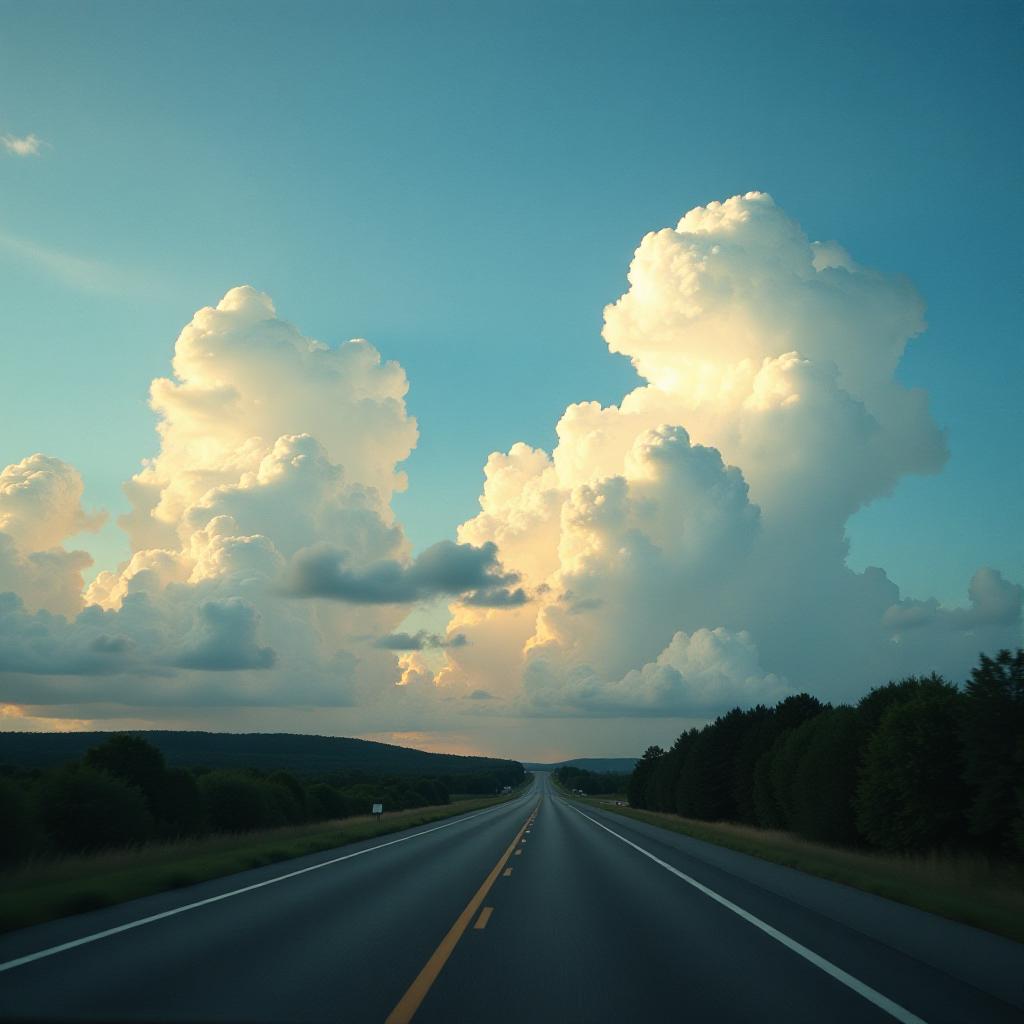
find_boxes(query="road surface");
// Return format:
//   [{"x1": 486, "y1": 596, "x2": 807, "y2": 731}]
[{"x1": 1, "y1": 773, "x2": 1022, "y2": 1022}]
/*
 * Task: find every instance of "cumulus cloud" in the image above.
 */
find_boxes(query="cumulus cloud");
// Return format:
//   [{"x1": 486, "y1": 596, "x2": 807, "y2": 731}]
[
  {"x1": 2, "y1": 133, "x2": 44, "y2": 156},
  {"x1": 1, "y1": 288, "x2": 423, "y2": 712},
  {"x1": 0, "y1": 455, "x2": 105, "y2": 618},
  {"x1": 434, "y1": 193, "x2": 1021, "y2": 715},
  {"x1": 0, "y1": 455, "x2": 105, "y2": 553},
  {"x1": 525, "y1": 627, "x2": 789, "y2": 716}
]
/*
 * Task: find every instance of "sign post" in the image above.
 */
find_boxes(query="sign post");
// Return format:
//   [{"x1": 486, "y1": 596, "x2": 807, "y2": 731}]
[{"x1": 372, "y1": 802, "x2": 383, "y2": 820}]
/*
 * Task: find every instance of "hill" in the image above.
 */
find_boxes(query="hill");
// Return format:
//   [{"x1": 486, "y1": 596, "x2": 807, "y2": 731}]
[
  {"x1": 523, "y1": 757, "x2": 637, "y2": 773},
  {"x1": 0, "y1": 730, "x2": 524, "y2": 779}
]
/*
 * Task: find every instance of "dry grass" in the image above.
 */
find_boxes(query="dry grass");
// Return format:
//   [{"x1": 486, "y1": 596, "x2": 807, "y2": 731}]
[
  {"x1": 582, "y1": 801, "x2": 1024, "y2": 944},
  {"x1": 1, "y1": 793, "x2": 513, "y2": 935}
]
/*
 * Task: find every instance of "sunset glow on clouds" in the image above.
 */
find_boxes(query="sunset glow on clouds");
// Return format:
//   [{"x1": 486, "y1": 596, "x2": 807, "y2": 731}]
[{"x1": 0, "y1": 195, "x2": 1020, "y2": 752}]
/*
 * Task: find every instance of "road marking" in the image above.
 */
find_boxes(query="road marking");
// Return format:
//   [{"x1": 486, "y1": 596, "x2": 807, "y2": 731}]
[
  {"x1": 569, "y1": 806, "x2": 926, "y2": 1024},
  {"x1": 385, "y1": 803, "x2": 537, "y2": 1024},
  {"x1": 503, "y1": 868, "x2": 513, "y2": 877},
  {"x1": 514, "y1": 849, "x2": 522, "y2": 856},
  {"x1": 474, "y1": 907, "x2": 494, "y2": 930},
  {"x1": 0, "y1": 797, "x2": 531, "y2": 976}
]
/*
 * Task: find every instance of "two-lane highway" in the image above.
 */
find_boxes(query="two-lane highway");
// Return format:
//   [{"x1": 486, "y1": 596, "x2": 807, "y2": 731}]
[{"x1": 2, "y1": 773, "x2": 1023, "y2": 1022}]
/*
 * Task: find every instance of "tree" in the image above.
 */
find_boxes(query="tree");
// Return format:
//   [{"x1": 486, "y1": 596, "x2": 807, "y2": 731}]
[
  {"x1": 307, "y1": 782, "x2": 349, "y2": 820},
  {"x1": 855, "y1": 682, "x2": 968, "y2": 852},
  {"x1": 199, "y1": 772, "x2": 284, "y2": 832},
  {"x1": 39, "y1": 765, "x2": 152, "y2": 853},
  {"x1": 789, "y1": 707, "x2": 861, "y2": 845},
  {"x1": 627, "y1": 746, "x2": 664, "y2": 809},
  {"x1": 960, "y1": 649, "x2": 1024, "y2": 853},
  {"x1": 156, "y1": 769, "x2": 205, "y2": 836},
  {"x1": 0, "y1": 776, "x2": 38, "y2": 862},
  {"x1": 750, "y1": 694, "x2": 827, "y2": 829},
  {"x1": 730, "y1": 705, "x2": 773, "y2": 824},
  {"x1": 85, "y1": 735, "x2": 167, "y2": 815}
]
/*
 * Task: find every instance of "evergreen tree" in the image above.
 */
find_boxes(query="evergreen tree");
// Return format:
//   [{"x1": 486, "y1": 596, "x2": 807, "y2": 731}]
[{"x1": 627, "y1": 746, "x2": 664, "y2": 809}]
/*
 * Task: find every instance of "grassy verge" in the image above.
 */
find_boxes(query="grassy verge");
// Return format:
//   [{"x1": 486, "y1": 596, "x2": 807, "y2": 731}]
[
  {"x1": 573, "y1": 798, "x2": 1024, "y2": 944},
  {"x1": 0, "y1": 793, "x2": 516, "y2": 936}
]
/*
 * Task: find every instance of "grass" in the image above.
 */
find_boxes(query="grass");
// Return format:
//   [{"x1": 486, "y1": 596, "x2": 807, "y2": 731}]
[
  {"x1": 0, "y1": 793, "x2": 516, "y2": 935},
  {"x1": 574, "y1": 797, "x2": 1024, "y2": 944}
]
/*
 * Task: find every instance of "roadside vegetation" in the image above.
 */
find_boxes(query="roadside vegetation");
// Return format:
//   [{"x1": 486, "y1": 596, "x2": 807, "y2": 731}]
[
  {"x1": 598, "y1": 649, "x2": 1024, "y2": 941},
  {"x1": 0, "y1": 733, "x2": 526, "y2": 933},
  {"x1": 0, "y1": 792, "x2": 522, "y2": 935}
]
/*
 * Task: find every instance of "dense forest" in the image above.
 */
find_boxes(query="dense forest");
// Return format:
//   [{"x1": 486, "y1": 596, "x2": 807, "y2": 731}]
[
  {"x1": 627, "y1": 649, "x2": 1024, "y2": 858},
  {"x1": 553, "y1": 765, "x2": 629, "y2": 795},
  {"x1": 0, "y1": 730, "x2": 525, "y2": 779},
  {"x1": 0, "y1": 734, "x2": 525, "y2": 864}
]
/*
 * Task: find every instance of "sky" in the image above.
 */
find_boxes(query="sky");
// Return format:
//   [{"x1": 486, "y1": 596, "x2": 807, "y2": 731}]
[{"x1": 0, "y1": 0, "x2": 1021, "y2": 760}]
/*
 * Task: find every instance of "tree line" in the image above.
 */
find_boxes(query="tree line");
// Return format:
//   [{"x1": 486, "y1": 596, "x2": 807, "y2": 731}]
[
  {"x1": 0, "y1": 735, "x2": 524, "y2": 863},
  {"x1": 627, "y1": 649, "x2": 1024, "y2": 857},
  {"x1": 553, "y1": 765, "x2": 629, "y2": 795}
]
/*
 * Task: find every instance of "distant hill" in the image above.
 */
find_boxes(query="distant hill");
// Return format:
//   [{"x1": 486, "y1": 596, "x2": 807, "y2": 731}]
[
  {"x1": 523, "y1": 757, "x2": 636, "y2": 774},
  {"x1": 0, "y1": 731, "x2": 524, "y2": 778}
]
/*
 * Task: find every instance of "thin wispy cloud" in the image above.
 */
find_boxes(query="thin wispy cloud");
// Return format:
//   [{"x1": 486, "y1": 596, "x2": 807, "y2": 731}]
[
  {"x1": 2, "y1": 133, "x2": 45, "y2": 157},
  {"x1": 0, "y1": 229, "x2": 141, "y2": 294}
]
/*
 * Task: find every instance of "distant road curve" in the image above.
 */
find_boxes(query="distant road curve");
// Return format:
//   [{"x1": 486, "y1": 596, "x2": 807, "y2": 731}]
[{"x1": 1, "y1": 774, "x2": 1022, "y2": 1022}]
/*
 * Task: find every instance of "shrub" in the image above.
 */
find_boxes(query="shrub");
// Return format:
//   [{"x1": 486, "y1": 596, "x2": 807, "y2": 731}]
[
  {"x1": 39, "y1": 765, "x2": 152, "y2": 853},
  {"x1": 198, "y1": 772, "x2": 284, "y2": 833},
  {"x1": 0, "y1": 776, "x2": 38, "y2": 862}
]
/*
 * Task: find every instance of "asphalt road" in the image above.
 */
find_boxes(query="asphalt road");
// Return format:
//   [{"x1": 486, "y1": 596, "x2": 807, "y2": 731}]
[{"x1": 1, "y1": 773, "x2": 1022, "y2": 1023}]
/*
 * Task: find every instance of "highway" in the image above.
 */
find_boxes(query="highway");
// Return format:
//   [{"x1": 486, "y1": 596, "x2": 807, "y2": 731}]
[{"x1": 1, "y1": 773, "x2": 1022, "y2": 1023}]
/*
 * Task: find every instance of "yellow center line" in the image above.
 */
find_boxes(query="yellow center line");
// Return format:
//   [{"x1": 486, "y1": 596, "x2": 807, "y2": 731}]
[
  {"x1": 474, "y1": 907, "x2": 494, "y2": 930},
  {"x1": 384, "y1": 802, "x2": 538, "y2": 1024}
]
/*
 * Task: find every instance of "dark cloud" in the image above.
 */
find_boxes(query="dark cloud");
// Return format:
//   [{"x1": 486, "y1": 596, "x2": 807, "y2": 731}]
[
  {"x1": 468, "y1": 689, "x2": 495, "y2": 700},
  {"x1": 374, "y1": 630, "x2": 467, "y2": 651},
  {"x1": 285, "y1": 540, "x2": 522, "y2": 606},
  {"x1": 174, "y1": 598, "x2": 276, "y2": 671},
  {"x1": 460, "y1": 586, "x2": 529, "y2": 608}
]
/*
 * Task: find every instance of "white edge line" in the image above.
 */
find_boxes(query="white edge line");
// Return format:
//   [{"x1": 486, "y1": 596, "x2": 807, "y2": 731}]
[
  {"x1": 568, "y1": 803, "x2": 927, "y2": 1024},
  {"x1": 0, "y1": 793, "x2": 529, "y2": 974}
]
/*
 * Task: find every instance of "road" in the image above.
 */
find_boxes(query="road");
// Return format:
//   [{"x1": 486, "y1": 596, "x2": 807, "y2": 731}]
[{"x1": 1, "y1": 773, "x2": 1022, "y2": 1023}]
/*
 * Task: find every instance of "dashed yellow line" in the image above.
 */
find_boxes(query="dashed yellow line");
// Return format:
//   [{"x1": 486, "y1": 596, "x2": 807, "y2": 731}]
[
  {"x1": 384, "y1": 802, "x2": 537, "y2": 1024},
  {"x1": 474, "y1": 907, "x2": 494, "y2": 930}
]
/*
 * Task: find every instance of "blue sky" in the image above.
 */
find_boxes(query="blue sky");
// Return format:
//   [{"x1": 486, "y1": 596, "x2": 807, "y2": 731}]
[{"x1": 0, "y1": 1, "x2": 1021, "y2": 753}]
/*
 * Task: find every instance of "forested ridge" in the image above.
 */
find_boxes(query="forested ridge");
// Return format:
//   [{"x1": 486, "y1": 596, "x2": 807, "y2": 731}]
[
  {"x1": 0, "y1": 734, "x2": 525, "y2": 864},
  {"x1": 0, "y1": 730, "x2": 522, "y2": 778},
  {"x1": 627, "y1": 650, "x2": 1024, "y2": 857}
]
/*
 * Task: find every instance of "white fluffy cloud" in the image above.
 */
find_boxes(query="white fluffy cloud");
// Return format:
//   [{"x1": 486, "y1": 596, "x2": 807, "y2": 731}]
[
  {"x1": 436, "y1": 193, "x2": 1021, "y2": 714},
  {"x1": 0, "y1": 288, "x2": 433, "y2": 711},
  {"x1": 0, "y1": 455, "x2": 104, "y2": 618}
]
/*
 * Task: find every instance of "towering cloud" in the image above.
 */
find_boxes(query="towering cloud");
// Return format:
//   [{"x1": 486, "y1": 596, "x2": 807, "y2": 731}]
[
  {"x1": 2, "y1": 289, "x2": 434, "y2": 711},
  {"x1": 438, "y1": 193, "x2": 1021, "y2": 713}
]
